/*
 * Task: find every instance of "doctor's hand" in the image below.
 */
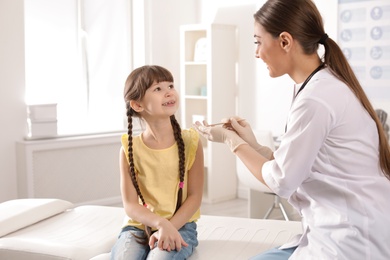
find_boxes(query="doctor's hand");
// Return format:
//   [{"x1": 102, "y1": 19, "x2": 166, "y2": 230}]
[
  {"x1": 222, "y1": 117, "x2": 258, "y2": 146},
  {"x1": 224, "y1": 116, "x2": 274, "y2": 159},
  {"x1": 193, "y1": 121, "x2": 247, "y2": 152}
]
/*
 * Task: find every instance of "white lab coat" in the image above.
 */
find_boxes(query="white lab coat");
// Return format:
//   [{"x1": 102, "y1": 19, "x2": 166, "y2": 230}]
[{"x1": 262, "y1": 68, "x2": 390, "y2": 259}]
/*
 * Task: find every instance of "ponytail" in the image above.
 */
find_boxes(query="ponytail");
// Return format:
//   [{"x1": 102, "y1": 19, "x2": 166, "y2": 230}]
[{"x1": 322, "y1": 38, "x2": 390, "y2": 179}]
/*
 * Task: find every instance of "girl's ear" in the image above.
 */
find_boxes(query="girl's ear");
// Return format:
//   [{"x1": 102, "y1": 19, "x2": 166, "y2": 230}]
[
  {"x1": 279, "y1": 31, "x2": 293, "y2": 52},
  {"x1": 129, "y1": 100, "x2": 143, "y2": 112}
]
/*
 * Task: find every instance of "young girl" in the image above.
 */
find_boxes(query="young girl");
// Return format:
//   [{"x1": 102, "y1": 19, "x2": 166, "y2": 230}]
[
  {"x1": 194, "y1": 0, "x2": 390, "y2": 259},
  {"x1": 111, "y1": 65, "x2": 204, "y2": 260}
]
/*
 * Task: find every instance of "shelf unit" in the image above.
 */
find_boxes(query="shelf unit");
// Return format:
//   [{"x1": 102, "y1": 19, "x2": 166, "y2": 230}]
[{"x1": 180, "y1": 24, "x2": 238, "y2": 203}]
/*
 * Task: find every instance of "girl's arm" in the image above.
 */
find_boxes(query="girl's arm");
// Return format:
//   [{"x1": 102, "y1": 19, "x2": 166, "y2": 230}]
[{"x1": 169, "y1": 139, "x2": 204, "y2": 229}]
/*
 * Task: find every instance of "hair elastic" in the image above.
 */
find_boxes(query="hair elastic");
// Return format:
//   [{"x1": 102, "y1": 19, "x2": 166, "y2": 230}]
[
  {"x1": 143, "y1": 203, "x2": 148, "y2": 207},
  {"x1": 179, "y1": 182, "x2": 184, "y2": 189},
  {"x1": 318, "y1": 33, "x2": 328, "y2": 45}
]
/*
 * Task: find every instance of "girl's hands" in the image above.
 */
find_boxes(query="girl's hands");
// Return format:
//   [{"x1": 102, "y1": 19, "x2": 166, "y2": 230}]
[{"x1": 148, "y1": 220, "x2": 188, "y2": 252}]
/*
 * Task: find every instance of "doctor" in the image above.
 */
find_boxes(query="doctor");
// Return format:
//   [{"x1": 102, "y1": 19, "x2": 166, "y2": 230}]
[{"x1": 194, "y1": 0, "x2": 390, "y2": 259}]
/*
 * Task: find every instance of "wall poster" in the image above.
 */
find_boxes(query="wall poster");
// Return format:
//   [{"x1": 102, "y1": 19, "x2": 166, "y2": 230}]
[{"x1": 338, "y1": 0, "x2": 390, "y2": 100}]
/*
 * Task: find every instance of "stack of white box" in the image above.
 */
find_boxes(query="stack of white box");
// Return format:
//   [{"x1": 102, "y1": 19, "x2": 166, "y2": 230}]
[{"x1": 27, "y1": 104, "x2": 58, "y2": 138}]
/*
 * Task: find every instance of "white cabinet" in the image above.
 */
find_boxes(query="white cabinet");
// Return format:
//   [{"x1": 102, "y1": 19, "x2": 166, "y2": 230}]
[{"x1": 180, "y1": 24, "x2": 238, "y2": 203}]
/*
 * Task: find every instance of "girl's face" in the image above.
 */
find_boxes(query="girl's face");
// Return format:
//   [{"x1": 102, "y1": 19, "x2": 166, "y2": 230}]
[
  {"x1": 254, "y1": 22, "x2": 288, "y2": 78},
  {"x1": 139, "y1": 81, "x2": 179, "y2": 118}
]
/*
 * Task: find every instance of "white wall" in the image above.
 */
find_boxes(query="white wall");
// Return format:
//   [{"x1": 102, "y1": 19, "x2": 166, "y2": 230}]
[
  {"x1": 143, "y1": 0, "x2": 199, "y2": 84},
  {"x1": 0, "y1": 0, "x2": 27, "y2": 202}
]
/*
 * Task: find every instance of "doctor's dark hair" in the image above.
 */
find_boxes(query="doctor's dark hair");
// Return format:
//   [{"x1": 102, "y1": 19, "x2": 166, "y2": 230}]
[
  {"x1": 254, "y1": 0, "x2": 390, "y2": 179},
  {"x1": 123, "y1": 65, "x2": 186, "y2": 243}
]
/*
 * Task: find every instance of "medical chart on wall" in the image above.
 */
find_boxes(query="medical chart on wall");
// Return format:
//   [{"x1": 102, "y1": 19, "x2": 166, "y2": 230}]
[{"x1": 338, "y1": 0, "x2": 390, "y2": 100}]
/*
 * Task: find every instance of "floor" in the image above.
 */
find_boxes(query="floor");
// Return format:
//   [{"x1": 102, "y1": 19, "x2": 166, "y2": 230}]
[
  {"x1": 200, "y1": 198, "x2": 248, "y2": 218},
  {"x1": 201, "y1": 197, "x2": 301, "y2": 221},
  {"x1": 114, "y1": 198, "x2": 249, "y2": 218}
]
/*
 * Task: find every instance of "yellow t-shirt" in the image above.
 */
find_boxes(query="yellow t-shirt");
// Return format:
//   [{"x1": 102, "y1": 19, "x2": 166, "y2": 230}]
[{"x1": 121, "y1": 128, "x2": 201, "y2": 230}]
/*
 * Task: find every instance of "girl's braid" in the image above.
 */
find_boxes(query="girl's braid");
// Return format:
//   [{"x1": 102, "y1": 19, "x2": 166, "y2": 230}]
[
  {"x1": 126, "y1": 102, "x2": 153, "y2": 243},
  {"x1": 170, "y1": 115, "x2": 185, "y2": 212},
  {"x1": 126, "y1": 102, "x2": 146, "y2": 206}
]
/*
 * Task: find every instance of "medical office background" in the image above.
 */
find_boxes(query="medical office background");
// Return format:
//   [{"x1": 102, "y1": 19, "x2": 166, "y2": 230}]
[{"x1": 1, "y1": 0, "x2": 389, "y2": 204}]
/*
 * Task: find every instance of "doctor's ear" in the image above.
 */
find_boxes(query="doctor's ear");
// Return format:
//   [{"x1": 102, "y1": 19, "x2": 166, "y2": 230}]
[
  {"x1": 129, "y1": 100, "x2": 143, "y2": 112},
  {"x1": 279, "y1": 32, "x2": 293, "y2": 51}
]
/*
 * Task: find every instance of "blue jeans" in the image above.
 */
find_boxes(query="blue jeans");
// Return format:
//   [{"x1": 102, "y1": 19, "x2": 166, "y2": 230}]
[
  {"x1": 249, "y1": 246, "x2": 297, "y2": 260},
  {"x1": 110, "y1": 222, "x2": 198, "y2": 260}
]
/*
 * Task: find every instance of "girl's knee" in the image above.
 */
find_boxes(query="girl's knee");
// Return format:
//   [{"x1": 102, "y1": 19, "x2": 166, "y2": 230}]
[{"x1": 111, "y1": 230, "x2": 149, "y2": 260}]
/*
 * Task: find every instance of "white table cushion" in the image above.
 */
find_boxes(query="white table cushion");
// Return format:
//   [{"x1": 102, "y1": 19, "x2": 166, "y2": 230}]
[
  {"x1": 0, "y1": 198, "x2": 74, "y2": 237},
  {"x1": 0, "y1": 205, "x2": 125, "y2": 260},
  {"x1": 0, "y1": 199, "x2": 302, "y2": 260}
]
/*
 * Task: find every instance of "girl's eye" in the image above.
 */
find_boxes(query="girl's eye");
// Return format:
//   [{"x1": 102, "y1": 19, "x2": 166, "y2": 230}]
[
  {"x1": 254, "y1": 41, "x2": 260, "y2": 45},
  {"x1": 154, "y1": 87, "x2": 161, "y2": 92},
  {"x1": 169, "y1": 84, "x2": 174, "y2": 89}
]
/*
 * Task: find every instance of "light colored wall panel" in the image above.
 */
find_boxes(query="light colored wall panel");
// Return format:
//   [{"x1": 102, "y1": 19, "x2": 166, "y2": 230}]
[{"x1": 16, "y1": 134, "x2": 122, "y2": 206}]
